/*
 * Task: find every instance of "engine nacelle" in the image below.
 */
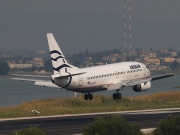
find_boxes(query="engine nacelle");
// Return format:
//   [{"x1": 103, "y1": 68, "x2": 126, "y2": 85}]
[
  {"x1": 133, "y1": 82, "x2": 151, "y2": 92},
  {"x1": 51, "y1": 75, "x2": 69, "y2": 86}
]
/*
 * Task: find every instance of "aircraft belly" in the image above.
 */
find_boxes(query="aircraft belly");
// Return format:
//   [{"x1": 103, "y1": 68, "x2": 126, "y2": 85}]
[{"x1": 69, "y1": 86, "x2": 107, "y2": 93}]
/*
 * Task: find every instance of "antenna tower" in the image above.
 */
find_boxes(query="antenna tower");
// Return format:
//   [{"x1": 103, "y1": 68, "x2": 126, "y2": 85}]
[
  {"x1": 128, "y1": 0, "x2": 132, "y2": 52},
  {"x1": 123, "y1": 0, "x2": 127, "y2": 58},
  {"x1": 123, "y1": 0, "x2": 132, "y2": 61}
]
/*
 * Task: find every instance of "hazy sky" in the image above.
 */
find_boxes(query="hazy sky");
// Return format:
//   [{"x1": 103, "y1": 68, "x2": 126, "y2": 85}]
[{"x1": 0, "y1": 0, "x2": 180, "y2": 54}]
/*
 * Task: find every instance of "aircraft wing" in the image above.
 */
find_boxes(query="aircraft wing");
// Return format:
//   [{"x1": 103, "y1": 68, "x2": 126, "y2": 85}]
[
  {"x1": 105, "y1": 78, "x2": 151, "y2": 90},
  {"x1": 34, "y1": 81, "x2": 59, "y2": 88},
  {"x1": 12, "y1": 78, "x2": 60, "y2": 88},
  {"x1": 11, "y1": 71, "x2": 87, "y2": 88},
  {"x1": 12, "y1": 74, "x2": 51, "y2": 78},
  {"x1": 151, "y1": 73, "x2": 174, "y2": 81},
  {"x1": 107, "y1": 73, "x2": 174, "y2": 89},
  {"x1": 13, "y1": 72, "x2": 86, "y2": 79},
  {"x1": 125, "y1": 73, "x2": 174, "y2": 87}
]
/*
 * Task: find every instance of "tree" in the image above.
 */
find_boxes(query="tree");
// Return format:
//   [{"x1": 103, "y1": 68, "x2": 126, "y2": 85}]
[
  {"x1": 73, "y1": 60, "x2": 81, "y2": 67},
  {"x1": 152, "y1": 115, "x2": 180, "y2": 135},
  {"x1": 10, "y1": 126, "x2": 47, "y2": 135},
  {"x1": 83, "y1": 116, "x2": 143, "y2": 135},
  {"x1": 0, "y1": 62, "x2": 10, "y2": 75},
  {"x1": 44, "y1": 59, "x2": 53, "y2": 72},
  {"x1": 170, "y1": 60, "x2": 179, "y2": 71}
]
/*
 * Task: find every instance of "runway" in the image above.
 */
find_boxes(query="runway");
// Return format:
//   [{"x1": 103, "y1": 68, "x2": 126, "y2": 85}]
[{"x1": 0, "y1": 108, "x2": 180, "y2": 135}]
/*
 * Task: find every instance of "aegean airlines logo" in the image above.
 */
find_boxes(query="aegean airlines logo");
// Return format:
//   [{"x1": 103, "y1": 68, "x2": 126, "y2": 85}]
[{"x1": 130, "y1": 64, "x2": 141, "y2": 69}]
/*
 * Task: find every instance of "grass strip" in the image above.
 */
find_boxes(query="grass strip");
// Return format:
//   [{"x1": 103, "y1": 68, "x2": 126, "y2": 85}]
[{"x1": 0, "y1": 91, "x2": 180, "y2": 119}]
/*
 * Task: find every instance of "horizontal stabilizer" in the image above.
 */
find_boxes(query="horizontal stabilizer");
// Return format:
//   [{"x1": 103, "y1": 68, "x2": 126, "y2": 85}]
[{"x1": 52, "y1": 72, "x2": 86, "y2": 79}]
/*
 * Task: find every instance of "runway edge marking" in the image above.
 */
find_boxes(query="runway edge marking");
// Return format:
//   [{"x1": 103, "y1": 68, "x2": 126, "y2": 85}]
[{"x1": 0, "y1": 108, "x2": 180, "y2": 122}]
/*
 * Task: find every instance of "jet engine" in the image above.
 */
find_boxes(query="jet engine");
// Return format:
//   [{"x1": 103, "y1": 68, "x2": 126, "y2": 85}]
[
  {"x1": 133, "y1": 82, "x2": 151, "y2": 92},
  {"x1": 51, "y1": 74, "x2": 69, "y2": 86}
]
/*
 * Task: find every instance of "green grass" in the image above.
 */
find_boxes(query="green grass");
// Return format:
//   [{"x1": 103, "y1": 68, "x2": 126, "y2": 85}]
[{"x1": 0, "y1": 91, "x2": 180, "y2": 119}]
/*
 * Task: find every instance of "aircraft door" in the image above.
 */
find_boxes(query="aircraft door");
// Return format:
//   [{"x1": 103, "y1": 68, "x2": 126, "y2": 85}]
[
  {"x1": 78, "y1": 75, "x2": 83, "y2": 86},
  {"x1": 143, "y1": 65, "x2": 146, "y2": 77}
]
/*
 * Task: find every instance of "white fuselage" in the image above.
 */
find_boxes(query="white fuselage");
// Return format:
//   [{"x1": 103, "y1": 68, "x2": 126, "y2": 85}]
[{"x1": 53, "y1": 62, "x2": 150, "y2": 93}]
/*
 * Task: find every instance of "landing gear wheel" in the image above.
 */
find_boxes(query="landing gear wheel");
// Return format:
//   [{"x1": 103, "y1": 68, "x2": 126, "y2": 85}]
[
  {"x1": 89, "y1": 94, "x2": 93, "y2": 100},
  {"x1": 84, "y1": 93, "x2": 93, "y2": 100},
  {"x1": 117, "y1": 93, "x2": 122, "y2": 99},
  {"x1": 84, "y1": 94, "x2": 88, "y2": 100},
  {"x1": 113, "y1": 93, "x2": 117, "y2": 100},
  {"x1": 113, "y1": 92, "x2": 122, "y2": 100}
]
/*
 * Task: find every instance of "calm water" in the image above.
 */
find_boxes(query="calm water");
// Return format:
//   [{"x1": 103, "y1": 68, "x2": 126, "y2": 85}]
[{"x1": 0, "y1": 75, "x2": 179, "y2": 106}]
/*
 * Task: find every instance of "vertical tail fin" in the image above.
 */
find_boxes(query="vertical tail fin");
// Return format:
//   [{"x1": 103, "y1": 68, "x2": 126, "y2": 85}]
[{"x1": 47, "y1": 33, "x2": 78, "y2": 74}]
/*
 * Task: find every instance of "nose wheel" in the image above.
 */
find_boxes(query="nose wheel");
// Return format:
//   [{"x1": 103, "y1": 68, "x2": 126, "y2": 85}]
[
  {"x1": 113, "y1": 90, "x2": 122, "y2": 100},
  {"x1": 84, "y1": 93, "x2": 93, "y2": 100}
]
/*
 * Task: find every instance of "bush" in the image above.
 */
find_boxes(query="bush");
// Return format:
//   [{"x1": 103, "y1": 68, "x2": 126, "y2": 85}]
[
  {"x1": 0, "y1": 61, "x2": 10, "y2": 75},
  {"x1": 153, "y1": 115, "x2": 180, "y2": 135},
  {"x1": 10, "y1": 126, "x2": 47, "y2": 135},
  {"x1": 83, "y1": 116, "x2": 143, "y2": 135}
]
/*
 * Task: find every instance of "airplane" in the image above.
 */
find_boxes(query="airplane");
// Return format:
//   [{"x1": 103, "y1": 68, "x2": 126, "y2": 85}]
[{"x1": 12, "y1": 33, "x2": 174, "y2": 100}]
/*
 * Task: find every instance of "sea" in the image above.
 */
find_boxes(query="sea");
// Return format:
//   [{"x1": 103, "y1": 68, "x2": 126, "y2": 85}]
[{"x1": 0, "y1": 74, "x2": 179, "y2": 106}]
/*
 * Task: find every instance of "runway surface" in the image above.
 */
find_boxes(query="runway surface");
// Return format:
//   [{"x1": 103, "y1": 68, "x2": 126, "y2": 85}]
[{"x1": 0, "y1": 108, "x2": 180, "y2": 135}]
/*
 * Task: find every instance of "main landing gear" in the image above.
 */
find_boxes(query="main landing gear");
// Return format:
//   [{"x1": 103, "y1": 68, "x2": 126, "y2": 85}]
[
  {"x1": 113, "y1": 90, "x2": 122, "y2": 100},
  {"x1": 84, "y1": 93, "x2": 93, "y2": 100}
]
